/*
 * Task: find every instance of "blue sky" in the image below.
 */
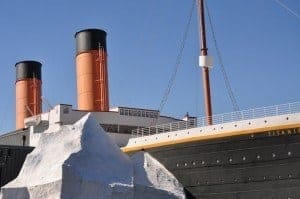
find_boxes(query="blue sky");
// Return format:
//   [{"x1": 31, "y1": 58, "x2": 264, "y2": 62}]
[{"x1": 0, "y1": 0, "x2": 299, "y2": 133}]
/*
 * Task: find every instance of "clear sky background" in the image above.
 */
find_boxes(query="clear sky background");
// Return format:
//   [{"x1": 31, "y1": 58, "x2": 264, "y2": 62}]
[{"x1": 0, "y1": 0, "x2": 299, "y2": 133}]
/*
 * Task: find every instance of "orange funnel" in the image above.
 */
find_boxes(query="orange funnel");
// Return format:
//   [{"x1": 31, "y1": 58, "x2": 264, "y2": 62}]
[
  {"x1": 15, "y1": 61, "x2": 42, "y2": 129},
  {"x1": 75, "y1": 29, "x2": 109, "y2": 112}
]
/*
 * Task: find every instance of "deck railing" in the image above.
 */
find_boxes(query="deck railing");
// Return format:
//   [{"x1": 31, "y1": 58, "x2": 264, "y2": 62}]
[{"x1": 131, "y1": 102, "x2": 300, "y2": 137}]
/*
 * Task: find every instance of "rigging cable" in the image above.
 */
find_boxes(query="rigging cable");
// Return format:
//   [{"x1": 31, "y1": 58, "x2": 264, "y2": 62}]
[
  {"x1": 274, "y1": 0, "x2": 300, "y2": 20},
  {"x1": 152, "y1": 0, "x2": 196, "y2": 126},
  {"x1": 205, "y1": 0, "x2": 240, "y2": 112},
  {"x1": 41, "y1": 96, "x2": 53, "y2": 111}
]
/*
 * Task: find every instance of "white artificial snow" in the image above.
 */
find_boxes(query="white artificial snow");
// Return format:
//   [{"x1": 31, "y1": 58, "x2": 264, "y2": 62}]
[{"x1": 0, "y1": 113, "x2": 185, "y2": 199}]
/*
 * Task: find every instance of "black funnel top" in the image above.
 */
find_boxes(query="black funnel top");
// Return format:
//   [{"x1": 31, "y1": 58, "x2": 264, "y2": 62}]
[
  {"x1": 15, "y1": 61, "x2": 42, "y2": 81},
  {"x1": 75, "y1": 29, "x2": 107, "y2": 55}
]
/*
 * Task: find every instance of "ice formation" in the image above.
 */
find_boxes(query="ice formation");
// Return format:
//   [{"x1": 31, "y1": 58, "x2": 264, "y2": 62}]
[{"x1": 0, "y1": 113, "x2": 185, "y2": 199}]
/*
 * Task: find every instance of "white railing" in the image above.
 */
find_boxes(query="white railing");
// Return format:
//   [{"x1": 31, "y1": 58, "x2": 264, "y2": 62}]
[{"x1": 132, "y1": 102, "x2": 300, "y2": 137}]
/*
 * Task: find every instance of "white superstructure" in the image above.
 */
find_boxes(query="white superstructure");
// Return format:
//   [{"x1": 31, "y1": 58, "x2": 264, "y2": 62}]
[{"x1": 22, "y1": 104, "x2": 185, "y2": 147}]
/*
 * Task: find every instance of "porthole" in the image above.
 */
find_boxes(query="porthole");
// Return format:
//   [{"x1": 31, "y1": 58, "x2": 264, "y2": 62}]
[
  {"x1": 257, "y1": 155, "x2": 261, "y2": 160},
  {"x1": 201, "y1": 160, "x2": 205, "y2": 165},
  {"x1": 192, "y1": 161, "x2": 196, "y2": 165}
]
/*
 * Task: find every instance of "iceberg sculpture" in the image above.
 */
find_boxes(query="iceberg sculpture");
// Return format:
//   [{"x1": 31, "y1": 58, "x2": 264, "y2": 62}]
[{"x1": 0, "y1": 114, "x2": 185, "y2": 199}]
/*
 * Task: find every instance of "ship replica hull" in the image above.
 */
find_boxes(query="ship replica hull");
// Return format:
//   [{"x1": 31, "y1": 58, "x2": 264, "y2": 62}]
[
  {"x1": 123, "y1": 108, "x2": 300, "y2": 198},
  {"x1": 0, "y1": 145, "x2": 33, "y2": 187},
  {"x1": 145, "y1": 127, "x2": 300, "y2": 198}
]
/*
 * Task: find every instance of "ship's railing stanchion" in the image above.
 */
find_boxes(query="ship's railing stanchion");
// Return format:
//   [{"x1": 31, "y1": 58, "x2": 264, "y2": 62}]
[{"x1": 131, "y1": 102, "x2": 300, "y2": 137}]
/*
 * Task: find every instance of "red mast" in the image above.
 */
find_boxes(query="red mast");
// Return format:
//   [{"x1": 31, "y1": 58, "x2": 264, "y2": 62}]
[{"x1": 198, "y1": 0, "x2": 213, "y2": 125}]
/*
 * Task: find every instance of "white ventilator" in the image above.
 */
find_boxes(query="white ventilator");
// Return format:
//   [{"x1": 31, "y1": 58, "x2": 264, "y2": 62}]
[{"x1": 199, "y1": 55, "x2": 213, "y2": 68}]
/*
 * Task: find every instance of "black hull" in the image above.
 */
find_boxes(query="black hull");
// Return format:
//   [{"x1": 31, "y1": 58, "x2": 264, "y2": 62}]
[
  {"x1": 145, "y1": 128, "x2": 300, "y2": 198},
  {"x1": 0, "y1": 145, "x2": 34, "y2": 187}
]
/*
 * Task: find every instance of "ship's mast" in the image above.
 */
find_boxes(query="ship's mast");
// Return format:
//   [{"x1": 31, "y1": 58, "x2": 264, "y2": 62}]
[{"x1": 198, "y1": 0, "x2": 213, "y2": 125}]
